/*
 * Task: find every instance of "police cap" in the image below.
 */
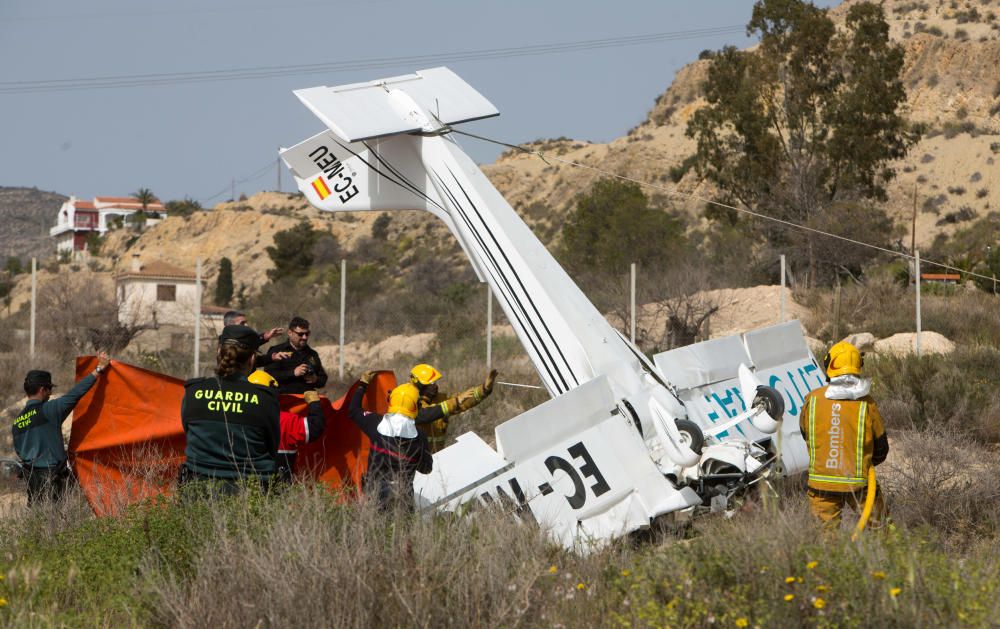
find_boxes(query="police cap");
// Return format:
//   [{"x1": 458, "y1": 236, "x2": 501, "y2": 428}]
[
  {"x1": 24, "y1": 370, "x2": 54, "y2": 388},
  {"x1": 218, "y1": 324, "x2": 264, "y2": 350}
]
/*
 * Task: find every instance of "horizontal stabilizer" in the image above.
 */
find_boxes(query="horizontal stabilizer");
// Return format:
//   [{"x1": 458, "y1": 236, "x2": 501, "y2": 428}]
[{"x1": 294, "y1": 67, "x2": 499, "y2": 142}]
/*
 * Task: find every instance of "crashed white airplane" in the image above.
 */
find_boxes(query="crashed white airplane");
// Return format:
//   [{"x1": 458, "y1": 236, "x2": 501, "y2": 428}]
[{"x1": 280, "y1": 67, "x2": 815, "y2": 549}]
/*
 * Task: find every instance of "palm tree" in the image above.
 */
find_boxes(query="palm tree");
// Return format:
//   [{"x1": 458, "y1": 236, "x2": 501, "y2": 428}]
[{"x1": 132, "y1": 187, "x2": 155, "y2": 230}]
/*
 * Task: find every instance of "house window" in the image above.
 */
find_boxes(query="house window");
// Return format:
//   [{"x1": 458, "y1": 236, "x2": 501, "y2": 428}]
[{"x1": 156, "y1": 284, "x2": 176, "y2": 302}]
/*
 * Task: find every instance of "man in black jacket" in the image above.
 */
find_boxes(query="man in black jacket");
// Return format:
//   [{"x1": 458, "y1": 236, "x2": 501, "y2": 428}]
[
  {"x1": 262, "y1": 316, "x2": 327, "y2": 394},
  {"x1": 13, "y1": 352, "x2": 111, "y2": 504}
]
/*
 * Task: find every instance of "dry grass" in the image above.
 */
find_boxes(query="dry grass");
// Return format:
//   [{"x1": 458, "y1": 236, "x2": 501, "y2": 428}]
[{"x1": 1, "y1": 433, "x2": 999, "y2": 627}]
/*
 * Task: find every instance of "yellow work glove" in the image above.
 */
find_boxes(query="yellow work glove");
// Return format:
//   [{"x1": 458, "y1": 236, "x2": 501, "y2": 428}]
[
  {"x1": 483, "y1": 369, "x2": 498, "y2": 396},
  {"x1": 303, "y1": 390, "x2": 321, "y2": 405},
  {"x1": 359, "y1": 370, "x2": 378, "y2": 385}
]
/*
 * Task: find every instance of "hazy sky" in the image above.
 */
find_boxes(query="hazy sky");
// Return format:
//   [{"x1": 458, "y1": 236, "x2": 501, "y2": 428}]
[{"x1": 1, "y1": 0, "x2": 836, "y2": 204}]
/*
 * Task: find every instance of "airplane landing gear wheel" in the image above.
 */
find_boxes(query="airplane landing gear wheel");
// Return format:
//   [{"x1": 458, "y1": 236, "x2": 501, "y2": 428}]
[
  {"x1": 753, "y1": 385, "x2": 785, "y2": 421},
  {"x1": 674, "y1": 419, "x2": 704, "y2": 454}
]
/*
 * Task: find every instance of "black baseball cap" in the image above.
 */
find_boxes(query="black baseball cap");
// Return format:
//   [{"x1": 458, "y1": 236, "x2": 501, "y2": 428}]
[
  {"x1": 25, "y1": 370, "x2": 54, "y2": 388},
  {"x1": 219, "y1": 324, "x2": 264, "y2": 350}
]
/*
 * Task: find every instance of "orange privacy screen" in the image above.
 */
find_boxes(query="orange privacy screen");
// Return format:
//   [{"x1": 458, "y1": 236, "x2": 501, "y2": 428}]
[{"x1": 68, "y1": 356, "x2": 396, "y2": 516}]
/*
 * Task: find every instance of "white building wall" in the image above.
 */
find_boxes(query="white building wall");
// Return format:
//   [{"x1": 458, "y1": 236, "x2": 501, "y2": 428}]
[{"x1": 118, "y1": 279, "x2": 201, "y2": 327}]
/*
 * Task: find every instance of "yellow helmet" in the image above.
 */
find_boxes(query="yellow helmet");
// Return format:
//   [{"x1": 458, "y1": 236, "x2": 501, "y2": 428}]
[
  {"x1": 824, "y1": 341, "x2": 863, "y2": 378},
  {"x1": 387, "y1": 383, "x2": 420, "y2": 419},
  {"x1": 248, "y1": 369, "x2": 277, "y2": 388},
  {"x1": 409, "y1": 363, "x2": 442, "y2": 386}
]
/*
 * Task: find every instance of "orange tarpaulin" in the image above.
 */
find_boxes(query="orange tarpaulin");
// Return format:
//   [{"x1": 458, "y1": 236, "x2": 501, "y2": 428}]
[{"x1": 68, "y1": 356, "x2": 396, "y2": 516}]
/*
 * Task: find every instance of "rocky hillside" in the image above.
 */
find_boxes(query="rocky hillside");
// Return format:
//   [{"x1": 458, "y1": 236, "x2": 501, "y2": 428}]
[
  {"x1": 5, "y1": 0, "x2": 999, "y2": 311},
  {"x1": 484, "y1": 0, "x2": 1000, "y2": 248},
  {"x1": 0, "y1": 187, "x2": 66, "y2": 262}
]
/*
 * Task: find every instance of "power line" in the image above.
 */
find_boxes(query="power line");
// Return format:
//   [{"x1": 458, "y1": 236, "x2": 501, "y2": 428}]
[
  {"x1": 453, "y1": 129, "x2": 998, "y2": 284},
  {"x1": 0, "y1": 26, "x2": 746, "y2": 95},
  {"x1": 0, "y1": 0, "x2": 391, "y2": 23},
  {"x1": 197, "y1": 158, "x2": 277, "y2": 203}
]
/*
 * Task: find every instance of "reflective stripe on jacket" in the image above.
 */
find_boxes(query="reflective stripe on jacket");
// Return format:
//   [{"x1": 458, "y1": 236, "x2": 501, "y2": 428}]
[{"x1": 799, "y1": 385, "x2": 886, "y2": 492}]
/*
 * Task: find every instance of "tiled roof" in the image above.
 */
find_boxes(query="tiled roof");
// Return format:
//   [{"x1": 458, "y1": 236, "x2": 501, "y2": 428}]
[
  {"x1": 73, "y1": 201, "x2": 97, "y2": 209},
  {"x1": 94, "y1": 196, "x2": 166, "y2": 210}
]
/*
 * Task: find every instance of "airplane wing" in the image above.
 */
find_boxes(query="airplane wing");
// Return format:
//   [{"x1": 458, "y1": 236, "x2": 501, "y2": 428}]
[{"x1": 414, "y1": 375, "x2": 700, "y2": 551}]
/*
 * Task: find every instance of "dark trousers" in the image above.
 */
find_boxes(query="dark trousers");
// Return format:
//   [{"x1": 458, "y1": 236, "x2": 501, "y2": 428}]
[
  {"x1": 24, "y1": 464, "x2": 69, "y2": 506},
  {"x1": 177, "y1": 465, "x2": 274, "y2": 499}
]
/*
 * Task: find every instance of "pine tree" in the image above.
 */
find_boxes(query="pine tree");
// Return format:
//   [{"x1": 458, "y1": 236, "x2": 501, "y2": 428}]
[{"x1": 215, "y1": 257, "x2": 234, "y2": 305}]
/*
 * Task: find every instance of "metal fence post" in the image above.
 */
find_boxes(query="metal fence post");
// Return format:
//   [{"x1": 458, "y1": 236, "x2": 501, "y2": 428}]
[
  {"x1": 486, "y1": 285, "x2": 493, "y2": 370},
  {"x1": 779, "y1": 254, "x2": 786, "y2": 323},
  {"x1": 340, "y1": 258, "x2": 346, "y2": 379},
  {"x1": 30, "y1": 257, "x2": 36, "y2": 362},
  {"x1": 630, "y1": 262, "x2": 637, "y2": 344},
  {"x1": 193, "y1": 258, "x2": 202, "y2": 377},
  {"x1": 915, "y1": 250, "x2": 922, "y2": 357}
]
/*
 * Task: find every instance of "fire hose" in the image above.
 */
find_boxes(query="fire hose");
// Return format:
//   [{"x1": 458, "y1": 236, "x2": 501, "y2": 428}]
[{"x1": 851, "y1": 466, "x2": 877, "y2": 541}]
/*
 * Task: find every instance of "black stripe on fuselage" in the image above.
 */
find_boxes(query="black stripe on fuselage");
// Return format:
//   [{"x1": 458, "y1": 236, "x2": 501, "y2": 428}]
[
  {"x1": 429, "y1": 169, "x2": 568, "y2": 394},
  {"x1": 431, "y1": 164, "x2": 577, "y2": 393},
  {"x1": 442, "y1": 163, "x2": 580, "y2": 390}
]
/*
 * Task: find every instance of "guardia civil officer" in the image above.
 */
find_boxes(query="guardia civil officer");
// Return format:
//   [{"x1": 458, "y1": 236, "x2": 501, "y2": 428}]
[
  {"x1": 12, "y1": 351, "x2": 111, "y2": 505},
  {"x1": 179, "y1": 325, "x2": 281, "y2": 495}
]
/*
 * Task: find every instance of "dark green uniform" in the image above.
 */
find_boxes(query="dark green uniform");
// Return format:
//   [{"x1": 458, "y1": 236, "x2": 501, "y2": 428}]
[
  {"x1": 180, "y1": 375, "x2": 281, "y2": 486},
  {"x1": 12, "y1": 373, "x2": 98, "y2": 504}
]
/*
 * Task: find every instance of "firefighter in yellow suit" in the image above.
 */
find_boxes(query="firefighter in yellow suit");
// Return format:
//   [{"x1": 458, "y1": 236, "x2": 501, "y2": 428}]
[
  {"x1": 391, "y1": 364, "x2": 498, "y2": 453},
  {"x1": 800, "y1": 341, "x2": 889, "y2": 526}
]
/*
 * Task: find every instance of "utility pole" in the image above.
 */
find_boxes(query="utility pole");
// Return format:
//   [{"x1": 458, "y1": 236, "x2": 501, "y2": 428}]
[
  {"x1": 193, "y1": 258, "x2": 202, "y2": 377},
  {"x1": 277, "y1": 149, "x2": 282, "y2": 192},
  {"x1": 339, "y1": 258, "x2": 346, "y2": 379},
  {"x1": 630, "y1": 263, "x2": 637, "y2": 344},
  {"x1": 486, "y1": 286, "x2": 493, "y2": 370},
  {"x1": 231, "y1": 178, "x2": 235, "y2": 202},
  {"x1": 911, "y1": 184, "x2": 918, "y2": 257},
  {"x1": 915, "y1": 250, "x2": 922, "y2": 357}
]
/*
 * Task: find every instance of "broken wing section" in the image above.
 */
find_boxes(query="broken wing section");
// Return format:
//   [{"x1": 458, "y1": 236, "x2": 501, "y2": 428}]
[
  {"x1": 414, "y1": 375, "x2": 700, "y2": 550},
  {"x1": 654, "y1": 321, "x2": 817, "y2": 475}
]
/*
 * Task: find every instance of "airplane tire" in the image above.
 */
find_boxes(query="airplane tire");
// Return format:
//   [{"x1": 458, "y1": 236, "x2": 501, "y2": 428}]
[
  {"x1": 674, "y1": 419, "x2": 704, "y2": 455},
  {"x1": 754, "y1": 385, "x2": 786, "y2": 421}
]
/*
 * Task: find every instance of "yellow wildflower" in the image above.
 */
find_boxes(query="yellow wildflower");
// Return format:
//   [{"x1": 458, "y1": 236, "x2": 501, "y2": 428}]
[
  {"x1": 872, "y1": 571, "x2": 886, "y2": 580},
  {"x1": 806, "y1": 561, "x2": 818, "y2": 570},
  {"x1": 784, "y1": 594, "x2": 795, "y2": 602},
  {"x1": 548, "y1": 565, "x2": 558, "y2": 574},
  {"x1": 785, "y1": 576, "x2": 796, "y2": 584},
  {"x1": 576, "y1": 582, "x2": 586, "y2": 591},
  {"x1": 0, "y1": 598, "x2": 7, "y2": 608},
  {"x1": 813, "y1": 598, "x2": 826, "y2": 609},
  {"x1": 816, "y1": 585, "x2": 830, "y2": 593},
  {"x1": 890, "y1": 587, "x2": 902, "y2": 598},
  {"x1": 735, "y1": 618, "x2": 749, "y2": 628},
  {"x1": 621, "y1": 570, "x2": 630, "y2": 577}
]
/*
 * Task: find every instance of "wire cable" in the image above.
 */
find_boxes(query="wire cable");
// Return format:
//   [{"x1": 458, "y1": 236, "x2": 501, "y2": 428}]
[
  {"x1": 453, "y1": 129, "x2": 999, "y2": 284},
  {"x1": 0, "y1": 26, "x2": 746, "y2": 95}
]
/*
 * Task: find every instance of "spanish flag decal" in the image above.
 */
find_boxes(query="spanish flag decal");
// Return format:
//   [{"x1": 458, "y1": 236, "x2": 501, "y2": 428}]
[{"x1": 311, "y1": 177, "x2": 332, "y2": 200}]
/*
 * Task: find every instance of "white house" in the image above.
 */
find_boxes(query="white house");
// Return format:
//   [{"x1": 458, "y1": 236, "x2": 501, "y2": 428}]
[
  {"x1": 115, "y1": 255, "x2": 203, "y2": 328},
  {"x1": 52, "y1": 195, "x2": 167, "y2": 254}
]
